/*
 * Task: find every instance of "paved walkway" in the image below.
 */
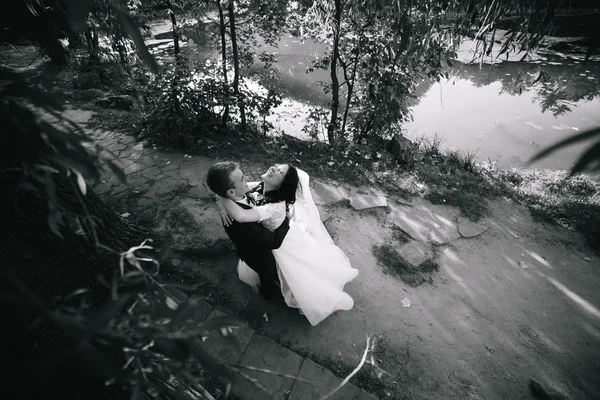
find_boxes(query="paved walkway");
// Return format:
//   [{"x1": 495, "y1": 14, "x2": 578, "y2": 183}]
[
  {"x1": 153, "y1": 286, "x2": 378, "y2": 400},
  {"x1": 64, "y1": 110, "x2": 380, "y2": 400}
]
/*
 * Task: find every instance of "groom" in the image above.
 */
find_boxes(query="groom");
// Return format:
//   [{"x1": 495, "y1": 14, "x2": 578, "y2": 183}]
[{"x1": 206, "y1": 161, "x2": 289, "y2": 300}]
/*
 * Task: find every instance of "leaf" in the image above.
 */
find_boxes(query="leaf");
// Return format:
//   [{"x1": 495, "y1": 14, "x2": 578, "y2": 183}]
[
  {"x1": 111, "y1": 1, "x2": 159, "y2": 73},
  {"x1": 401, "y1": 297, "x2": 411, "y2": 308},
  {"x1": 570, "y1": 140, "x2": 600, "y2": 176},
  {"x1": 35, "y1": 165, "x2": 60, "y2": 174},
  {"x1": 78, "y1": 295, "x2": 132, "y2": 349},
  {"x1": 166, "y1": 296, "x2": 179, "y2": 310},
  {"x1": 75, "y1": 171, "x2": 87, "y2": 195},
  {"x1": 529, "y1": 126, "x2": 600, "y2": 164},
  {"x1": 67, "y1": 0, "x2": 89, "y2": 33},
  {"x1": 48, "y1": 212, "x2": 63, "y2": 238}
]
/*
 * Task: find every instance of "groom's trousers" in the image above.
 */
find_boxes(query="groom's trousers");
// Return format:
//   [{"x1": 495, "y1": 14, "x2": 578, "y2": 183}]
[{"x1": 224, "y1": 217, "x2": 290, "y2": 300}]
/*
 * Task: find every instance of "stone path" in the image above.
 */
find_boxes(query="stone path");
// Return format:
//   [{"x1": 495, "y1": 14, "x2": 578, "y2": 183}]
[{"x1": 150, "y1": 287, "x2": 378, "y2": 400}]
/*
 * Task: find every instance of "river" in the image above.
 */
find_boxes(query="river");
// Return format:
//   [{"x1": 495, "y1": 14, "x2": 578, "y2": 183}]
[{"x1": 148, "y1": 19, "x2": 600, "y2": 172}]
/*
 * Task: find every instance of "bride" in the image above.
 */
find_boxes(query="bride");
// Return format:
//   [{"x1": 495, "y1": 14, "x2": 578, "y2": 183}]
[{"x1": 217, "y1": 164, "x2": 358, "y2": 326}]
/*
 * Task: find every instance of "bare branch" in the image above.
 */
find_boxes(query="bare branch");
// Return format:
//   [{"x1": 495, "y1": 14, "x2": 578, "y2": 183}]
[
  {"x1": 318, "y1": 335, "x2": 373, "y2": 400},
  {"x1": 230, "y1": 364, "x2": 315, "y2": 386}
]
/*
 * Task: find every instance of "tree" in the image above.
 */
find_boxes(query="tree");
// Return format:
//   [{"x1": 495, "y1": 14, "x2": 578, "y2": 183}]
[
  {"x1": 300, "y1": 0, "x2": 574, "y2": 144},
  {"x1": 0, "y1": 0, "x2": 72, "y2": 64},
  {"x1": 217, "y1": 0, "x2": 230, "y2": 125},
  {"x1": 227, "y1": 0, "x2": 247, "y2": 130}
]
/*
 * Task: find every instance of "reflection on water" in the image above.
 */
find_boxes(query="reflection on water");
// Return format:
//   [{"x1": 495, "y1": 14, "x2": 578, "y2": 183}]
[{"x1": 404, "y1": 60, "x2": 600, "y2": 171}]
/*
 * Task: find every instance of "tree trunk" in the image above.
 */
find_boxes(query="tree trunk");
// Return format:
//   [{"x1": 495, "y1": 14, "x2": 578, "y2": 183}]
[
  {"x1": 327, "y1": 0, "x2": 342, "y2": 145},
  {"x1": 86, "y1": 28, "x2": 99, "y2": 60},
  {"x1": 228, "y1": 0, "x2": 247, "y2": 131},
  {"x1": 340, "y1": 83, "x2": 353, "y2": 136},
  {"x1": 167, "y1": 2, "x2": 180, "y2": 58},
  {"x1": 217, "y1": 1, "x2": 230, "y2": 126}
]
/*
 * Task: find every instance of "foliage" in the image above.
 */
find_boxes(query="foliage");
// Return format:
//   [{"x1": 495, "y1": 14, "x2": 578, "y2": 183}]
[
  {"x1": 2, "y1": 240, "x2": 243, "y2": 399},
  {"x1": 530, "y1": 126, "x2": 600, "y2": 175},
  {"x1": 297, "y1": 0, "x2": 574, "y2": 143},
  {"x1": 0, "y1": 0, "x2": 73, "y2": 64},
  {"x1": 139, "y1": 50, "x2": 283, "y2": 147},
  {"x1": 0, "y1": 1, "x2": 239, "y2": 398},
  {"x1": 139, "y1": 54, "x2": 224, "y2": 148}
]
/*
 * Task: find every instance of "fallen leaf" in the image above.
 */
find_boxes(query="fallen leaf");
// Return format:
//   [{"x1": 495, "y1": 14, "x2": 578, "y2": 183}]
[
  {"x1": 519, "y1": 261, "x2": 529, "y2": 269},
  {"x1": 120, "y1": 212, "x2": 130, "y2": 218},
  {"x1": 166, "y1": 297, "x2": 179, "y2": 310},
  {"x1": 401, "y1": 297, "x2": 411, "y2": 308}
]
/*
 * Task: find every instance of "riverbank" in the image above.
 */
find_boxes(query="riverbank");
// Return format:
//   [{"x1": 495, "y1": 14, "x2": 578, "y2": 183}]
[
  {"x1": 7, "y1": 48, "x2": 600, "y2": 400},
  {"x1": 6, "y1": 43, "x2": 597, "y2": 252}
]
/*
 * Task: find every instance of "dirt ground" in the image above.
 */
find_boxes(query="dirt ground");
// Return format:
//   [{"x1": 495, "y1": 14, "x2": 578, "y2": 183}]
[{"x1": 178, "y1": 189, "x2": 600, "y2": 400}]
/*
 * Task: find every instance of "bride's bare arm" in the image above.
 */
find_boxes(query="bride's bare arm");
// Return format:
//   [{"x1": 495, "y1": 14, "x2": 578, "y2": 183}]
[{"x1": 218, "y1": 197, "x2": 261, "y2": 223}]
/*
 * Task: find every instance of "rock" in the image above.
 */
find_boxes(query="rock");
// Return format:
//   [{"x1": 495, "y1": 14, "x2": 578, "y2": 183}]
[
  {"x1": 95, "y1": 95, "x2": 135, "y2": 111},
  {"x1": 311, "y1": 180, "x2": 349, "y2": 205},
  {"x1": 387, "y1": 133, "x2": 417, "y2": 165},
  {"x1": 155, "y1": 198, "x2": 232, "y2": 253},
  {"x1": 457, "y1": 217, "x2": 488, "y2": 238},
  {"x1": 349, "y1": 188, "x2": 387, "y2": 210},
  {"x1": 398, "y1": 240, "x2": 435, "y2": 268},
  {"x1": 62, "y1": 109, "x2": 95, "y2": 124}
]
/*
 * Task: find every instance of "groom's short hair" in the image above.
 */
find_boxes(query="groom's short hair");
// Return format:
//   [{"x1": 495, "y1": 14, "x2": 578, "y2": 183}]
[{"x1": 206, "y1": 161, "x2": 240, "y2": 197}]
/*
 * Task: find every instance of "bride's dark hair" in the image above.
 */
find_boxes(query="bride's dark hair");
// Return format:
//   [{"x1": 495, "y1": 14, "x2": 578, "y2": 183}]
[{"x1": 264, "y1": 165, "x2": 299, "y2": 205}]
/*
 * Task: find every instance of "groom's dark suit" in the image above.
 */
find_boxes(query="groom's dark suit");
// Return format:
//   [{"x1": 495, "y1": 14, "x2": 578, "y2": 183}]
[{"x1": 223, "y1": 199, "x2": 289, "y2": 300}]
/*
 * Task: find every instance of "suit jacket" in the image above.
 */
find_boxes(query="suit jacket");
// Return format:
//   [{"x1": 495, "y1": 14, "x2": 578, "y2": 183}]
[{"x1": 223, "y1": 200, "x2": 289, "y2": 298}]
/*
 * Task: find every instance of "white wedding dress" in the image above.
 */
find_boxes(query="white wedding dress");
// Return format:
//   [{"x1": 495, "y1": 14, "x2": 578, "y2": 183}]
[{"x1": 236, "y1": 169, "x2": 359, "y2": 326}]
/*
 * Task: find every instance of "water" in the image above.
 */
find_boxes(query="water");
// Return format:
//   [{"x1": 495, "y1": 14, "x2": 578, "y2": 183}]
[
  {"x1": 404, "y1": 61, "x2": 600, "y2": 171},
  {"x1": 149, "y1": 20, "x2": 600, "y2": 172}
]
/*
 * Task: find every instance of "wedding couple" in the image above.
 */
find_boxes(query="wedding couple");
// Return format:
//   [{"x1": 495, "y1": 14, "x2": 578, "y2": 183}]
[{"x1": 205, "y1": 161, "x2": 358, "y2": 326}]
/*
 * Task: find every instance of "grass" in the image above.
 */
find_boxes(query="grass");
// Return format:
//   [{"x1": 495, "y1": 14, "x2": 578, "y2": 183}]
[
  {"x1": 372, "y1": 243, "x2": 440, "y2": 287},
  {"x1": 489, "y1": 168, "x2": 600, "y2": 251}
]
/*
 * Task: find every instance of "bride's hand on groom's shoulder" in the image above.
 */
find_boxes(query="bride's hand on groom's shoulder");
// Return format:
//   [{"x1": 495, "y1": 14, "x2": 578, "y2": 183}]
[
  {"x1": 216, "y1": 196, "x2": 233, "y2": 227},
  {"x1": 286, "y1": 204, "x2": 295, "y2": 220}
]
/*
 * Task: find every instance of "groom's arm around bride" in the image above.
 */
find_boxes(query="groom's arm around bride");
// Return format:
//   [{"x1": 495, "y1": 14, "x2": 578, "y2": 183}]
[{"x1": 224, "y1": 215, "x2": 290, "y2": 299}]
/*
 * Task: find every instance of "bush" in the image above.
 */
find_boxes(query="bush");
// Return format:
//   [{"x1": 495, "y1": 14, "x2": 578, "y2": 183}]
[{"x1": 139, "y1": 56, "x2": 224, "y2": 148}]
